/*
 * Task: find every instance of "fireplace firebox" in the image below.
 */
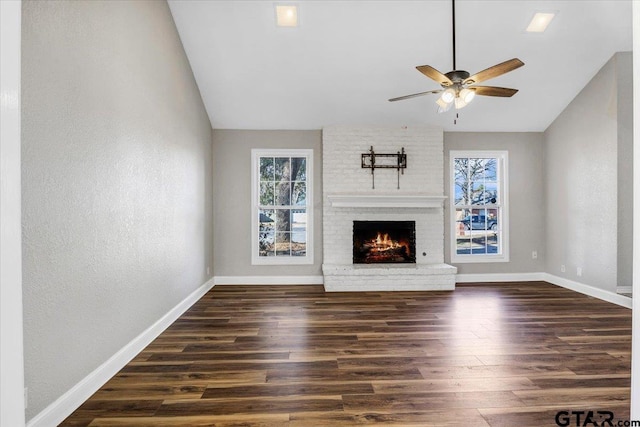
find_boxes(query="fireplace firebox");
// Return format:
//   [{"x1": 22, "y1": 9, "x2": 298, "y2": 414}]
[{"x1": 353, "y1": 221, "x2": 416, "y2": 264}]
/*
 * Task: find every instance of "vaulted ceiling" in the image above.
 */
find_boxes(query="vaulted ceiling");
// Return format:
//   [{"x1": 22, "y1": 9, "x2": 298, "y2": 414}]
[{"x1": 168, "y1": 1, "x2": 632, "y2": 132}]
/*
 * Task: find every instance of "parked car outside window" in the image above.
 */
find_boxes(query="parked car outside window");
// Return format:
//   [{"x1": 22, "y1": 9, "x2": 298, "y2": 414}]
[{"x1": 458, "y1": 214, "x2": 498, "y2": 231}]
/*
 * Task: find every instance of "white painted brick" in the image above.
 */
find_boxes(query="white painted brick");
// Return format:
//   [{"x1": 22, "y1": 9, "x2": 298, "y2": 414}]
[{"x1": 322, "y1": 125, "x2": 455, "y2": 291}]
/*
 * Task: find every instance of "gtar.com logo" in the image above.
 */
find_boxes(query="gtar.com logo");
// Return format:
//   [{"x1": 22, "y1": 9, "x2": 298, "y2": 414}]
[
  {"x1": 555, "y1": 411, "x2": 613, "y2": 426},
  {"x1": 555, "y1": 410, "x2": 640, "y2": 427}
]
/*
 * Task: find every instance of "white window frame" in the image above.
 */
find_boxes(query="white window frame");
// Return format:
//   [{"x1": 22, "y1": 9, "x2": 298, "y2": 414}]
[
  {"x1": 251, "y1": 148, "x2": 314, "y2": 265},
  {"x1": 450, "y1": 150, "x2": 509, "y2": 263}
]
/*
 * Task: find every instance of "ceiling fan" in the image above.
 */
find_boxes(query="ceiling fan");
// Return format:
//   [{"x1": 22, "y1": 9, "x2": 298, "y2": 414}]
[{"x1": 388, "y1": 0, "x2": 524, "y2": 112}]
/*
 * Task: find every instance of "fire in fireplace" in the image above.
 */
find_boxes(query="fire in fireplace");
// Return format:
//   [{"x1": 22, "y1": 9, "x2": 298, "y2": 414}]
[{"x1": 353, "y1": 221, "x2": 416, "y2": 264}]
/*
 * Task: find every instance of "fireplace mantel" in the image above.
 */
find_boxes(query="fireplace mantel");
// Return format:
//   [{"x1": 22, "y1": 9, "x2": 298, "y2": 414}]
[{"x1": 327, "y1": 194, "x2": 446, "y2": 209}]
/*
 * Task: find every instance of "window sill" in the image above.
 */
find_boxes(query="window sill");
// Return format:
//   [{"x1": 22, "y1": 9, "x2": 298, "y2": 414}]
[
  {"x1": 451, "y1": 255, "x2": 510, "y2": 264},
  {"x1": 251, "y1": 256, "x2": 314, "y2": 266}
]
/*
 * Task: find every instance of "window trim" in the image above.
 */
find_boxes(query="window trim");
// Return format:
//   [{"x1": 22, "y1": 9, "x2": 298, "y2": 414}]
[
  {"x1": 251, "y1": 148, "x2": 314, "y2": 265},
  {"x1": 450, "y1": 150, "x2": 509, "y2": 264}
]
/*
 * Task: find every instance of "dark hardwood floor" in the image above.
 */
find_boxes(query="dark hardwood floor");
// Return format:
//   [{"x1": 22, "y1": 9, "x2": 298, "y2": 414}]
[{"x1": 61, "y1": 282, "x2": 632, "y2": 426}]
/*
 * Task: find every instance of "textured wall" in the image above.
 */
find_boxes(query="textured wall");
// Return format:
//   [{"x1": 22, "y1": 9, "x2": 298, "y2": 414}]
[
  {"x1": 544, "y1": 54, "x2": 619, "y2": 292},
  {"x1": 212, "y1": 129, "x2": 322, "y2": 277},
  {"x1": 21, "y1": 0, "x2": 213, "y2": 420},
  {"x1": 444, "y1": 132, "x2": 546, "y2": 274}
]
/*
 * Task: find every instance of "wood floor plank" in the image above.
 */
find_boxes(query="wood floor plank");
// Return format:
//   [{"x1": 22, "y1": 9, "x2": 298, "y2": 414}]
[
  {"x1": 289, "y1": 409, "x2": 492, "y2": 426},
  {"x1": 342, "y1": 390, "x2": 526, "y2": 412},
  {"x1": 87, "y1": 414, "x2": 290, "y2": 426},
  {"x1": 154, "y1": 396, "x2": 344, "y2": 416},
  {"x1": 60, "y1": 282, "x2": 632, "y2": 427},
  {"x1": 201, "y1": 382, "x2": 374, "y2": 399},
  {"x1": 371, "y1": 377, "x2": 539, "y2": 394}
]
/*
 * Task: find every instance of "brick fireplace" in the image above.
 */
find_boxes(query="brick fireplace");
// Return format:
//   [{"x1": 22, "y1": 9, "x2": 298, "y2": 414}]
[{"x1": 322, "y1": 126, "x2": 456, "y2": 291}]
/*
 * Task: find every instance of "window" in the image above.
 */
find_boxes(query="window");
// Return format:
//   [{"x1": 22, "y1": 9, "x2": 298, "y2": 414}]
[
  {"x1": 251, "y1": 149, "x2": 313, "y2": 265},
  {"x1": 450, "y1": 151, "x2": 509, "y2": 263}
]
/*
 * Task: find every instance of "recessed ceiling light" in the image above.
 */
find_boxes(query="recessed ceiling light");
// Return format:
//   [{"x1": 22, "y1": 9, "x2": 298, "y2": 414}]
[
  {"x1": 526, "y1": 12, "x2": 555, "y2": 33},
  {"x1": 275, "y1": 4, "x2": 298, "y2": 27}
]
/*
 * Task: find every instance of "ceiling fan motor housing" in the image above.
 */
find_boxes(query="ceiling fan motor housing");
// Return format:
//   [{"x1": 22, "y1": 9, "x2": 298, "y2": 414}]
[{"x1": 444, "y1": 70, "x2": 471, "y2": 85}]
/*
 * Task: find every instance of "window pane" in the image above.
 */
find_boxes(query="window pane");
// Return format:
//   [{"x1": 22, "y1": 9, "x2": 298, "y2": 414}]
[
  {"x1": 454, "y1": 182, "x2": 468, "y2": 205},
  {"x1": 292, "y1": 227, "x2": 306, "y2": 244},
  {"x1": 293, "y1": 182, "x2": 306, "y2": 205},
  {"x1": 454, "y1": 158, "x2": 468, "y2": 182},
  {"x1": 260, "y1": 182, "x2": 274, "y2": 206},
  {"x1": 275, "y1": 232, "x2": 291, "y2": 256},
  {"x1": 275, "y1": 209, "x2": 291, "y2": 232},
  {"x1": 259, "y1": 209, "x2": 275, "y2": 232},
  {"x1": 455, "y1": 208, "x2": 470, "y2": 231},
  {"x1": 275, "y1": 182, "x2": 291, "y2": 205},
  {"x1": 468, "y1": 158, "x2": 485, "y2": 181},
  {"x1": 487, "y1": 230, "x2": 499, "y2": 254},
  {"x1": 484, "y1": 158, "x2": 497, "y2": 180},
  {"x1": 259, "y1": 231, "x2": 275, "y2": 256},
  {"x1": 291, "y1": 210, "x2": 307, "y2": 257},
  {"x1": 484, "y1": 182, "x2": 498, "y2": 204},
  {"x1": 275, "y1": 157, "x2": 291, "y2": 181},
  {"x1": 456, "y1": 207, "x2": 473, "y2": 255},
  {"x1": 260, "y1": 157, "x2": 274, "y2": 181},
  {"x1": 471, "y1": 233, "x2": 488, "y2": 254},
  {"x1": 292, "y1": 157, "x2": 306, "y2": 181},
  {"x1": 486, "y1": 208, "x2": 499, "y2": 231},
  {"x1": 469, "y1": 182, "x2": 484, "y2": 205},
  {"x1": 259, "y1": 209, "x2": 276, "y2": 257},
  {"x1": 456, "y1": 237, "x2": 472, "y2": 255}
]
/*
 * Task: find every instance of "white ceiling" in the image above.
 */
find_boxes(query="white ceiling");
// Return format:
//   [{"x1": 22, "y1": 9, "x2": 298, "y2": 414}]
[{"x1": 168, "y1": 0, "x2": 632, "y2": 132}]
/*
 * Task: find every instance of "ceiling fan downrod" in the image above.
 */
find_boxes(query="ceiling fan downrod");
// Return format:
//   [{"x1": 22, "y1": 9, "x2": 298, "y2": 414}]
[{"x1": 452, "y1": 0, "x2": 456, "y2": 71}]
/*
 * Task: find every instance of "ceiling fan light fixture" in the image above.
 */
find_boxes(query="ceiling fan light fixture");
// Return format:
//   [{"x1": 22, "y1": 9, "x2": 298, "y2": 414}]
[
  {"x1": 460, "y1": 88, "x2": 475, "y2": 103},
  {"x1": 436, "y1": 97, "x2": 453, "y2": 113},
  {"x1": 440, "y1": 88, "x2": 455, "y2": 103},
  {"x1": 454, "y1": 96, "x2": 469, "y2": 110}
]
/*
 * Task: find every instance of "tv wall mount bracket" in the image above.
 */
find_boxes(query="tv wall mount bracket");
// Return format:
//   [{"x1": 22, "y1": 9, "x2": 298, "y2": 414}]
[{"x1": 361, "y1": 146, "x2": 407, "y2": 189}]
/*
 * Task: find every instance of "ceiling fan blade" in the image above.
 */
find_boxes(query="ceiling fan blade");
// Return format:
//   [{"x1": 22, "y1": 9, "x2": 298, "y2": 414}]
[
  {"x1": 388, "y1": 89, "x2": 442, "y2": 102},
  {"x1": 416, "y1": 65, "x2": 453, "y2": 86},
  {"x1": 470, "y1": 86, "x2": 519, "y2": 97},
  {"x1": 464, "y1": 58, "x2": 524, "y2": 85}
]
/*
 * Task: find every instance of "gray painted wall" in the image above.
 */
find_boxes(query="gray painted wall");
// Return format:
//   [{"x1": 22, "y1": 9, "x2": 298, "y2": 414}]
[
  {"x1": 543, "y1": 54, "x2": 620, "y2": 292},
  {"x1": 616, "y1": 52, "x2": 634, "y2": 289},
  {"x1": 22, "y1": 0, "x2": 213, "y2": 419},
  {"x1": 212, "y1": 130, "x2": 323, "y2": 277},
  {"x1": 444, "y1": 132, "x2": 546, "y2": 274}
]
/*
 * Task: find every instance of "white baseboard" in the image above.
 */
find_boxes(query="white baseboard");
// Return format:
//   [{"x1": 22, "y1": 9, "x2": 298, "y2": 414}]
[
  {"x1": 26, "y1": 278, "x2": 215, "y2": 427},
  {"x1": 542, "y1": 273, "x2": 632, "y2": 309},
  {"x1": 617, "y1": 286, "x2": 633, "y2": 294},
  {"x1": 213, "y1": 275, "x2": 324, "y2": 285},
  {"x1": 456, "y1": 272, "x2": 545, "y2": 283},
  {"x1": 455, "y1": 272, "x2": 632, "y2": 309}
]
